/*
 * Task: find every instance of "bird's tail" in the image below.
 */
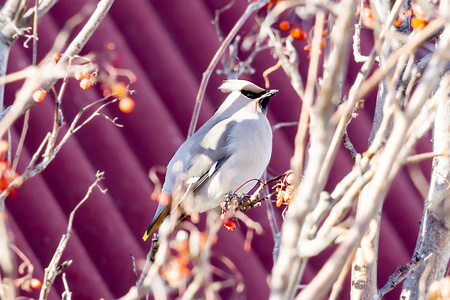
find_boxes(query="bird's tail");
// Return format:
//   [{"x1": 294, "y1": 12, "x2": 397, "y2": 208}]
[
  {"x1": 143, "y1": 204, "x2": 171, "y2": 241},
  {"x1": 143, "y1": 194, "x2": 172, "y2": 241}
]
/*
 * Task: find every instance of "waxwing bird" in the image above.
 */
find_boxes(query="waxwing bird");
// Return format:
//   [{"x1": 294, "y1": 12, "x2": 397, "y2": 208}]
[{"x1": 143, "y1": 80, "x2": 278, "y2": 241}]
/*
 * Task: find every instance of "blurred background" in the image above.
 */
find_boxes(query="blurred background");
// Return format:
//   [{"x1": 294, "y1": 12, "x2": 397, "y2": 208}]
[{"x1": 3, "y1": 0, "x2": 430, "y2": 299}]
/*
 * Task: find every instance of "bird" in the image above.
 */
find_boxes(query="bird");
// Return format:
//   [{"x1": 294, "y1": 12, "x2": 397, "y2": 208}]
[{"x1": 143, "y1": 79, "x2": 278, "y2": 241}]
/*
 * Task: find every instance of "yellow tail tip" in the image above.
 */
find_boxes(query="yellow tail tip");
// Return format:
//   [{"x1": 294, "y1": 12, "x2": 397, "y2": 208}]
[{"x1": 143, "y1": 204, "x2": 171, "y2": 241}]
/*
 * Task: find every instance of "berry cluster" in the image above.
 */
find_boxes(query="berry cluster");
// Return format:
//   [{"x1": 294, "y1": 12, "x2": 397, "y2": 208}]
[
  {"x1": 274, "y1": 172, "x2": 295, "y2": 207},
  {"x1": 13, "y1": 277, "x2": 42, "y2": 292},
  {"x1": 74, "y1": 69, "x2": 96, "y2": 90},
  {"x1": 0, "y1": 141, "x2": 18, "y2": 196},
  {"x1": 361, "y1": 2, "x2": 428, "y2": 30},
  {"x1": 103, "y1": 82, "x2": 136, "y2": 113},
  {"x1": 252, "y1": 0, "x2": 280, "y2": 9},
  {"x1": 220, "y1": 199, "x2": 239, "y2": 231},
  {"x1": 277, "y1": 18, "x2": 326, "y2": 58},
  {"x1": 161, "y1": 231, "x2": 216, "y2": 286}
]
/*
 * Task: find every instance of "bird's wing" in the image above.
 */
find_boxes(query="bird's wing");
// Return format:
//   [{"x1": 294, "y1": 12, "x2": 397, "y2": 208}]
[
  {"x1": 183, "y1": 118, "x2": 236, "y2": 187},
  {"x1": 142, "y1": 156, "x2": 228, "y2": 241},
  {"x1": 143, "y1": 118, "x2": 235, "y2": 240},
  {"x1": 187, "y1": 156, "x2": 228, "y2": 193}
]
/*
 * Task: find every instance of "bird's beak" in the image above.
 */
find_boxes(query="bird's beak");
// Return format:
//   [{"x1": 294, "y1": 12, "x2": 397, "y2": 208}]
[
  {"x1": 258, "y1": 89, "x2": 278, "y2": 112},
  {"x1": 265, "y1": 89, "x2": 279, "y2": 97}
]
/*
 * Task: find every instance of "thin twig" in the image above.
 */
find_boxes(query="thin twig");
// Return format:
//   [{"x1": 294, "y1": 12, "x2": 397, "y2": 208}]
[
  {"x1": 353, "y1": 0, "x2": 370, "y2": 63},
  {"x1": 11, "y1": 110, "x2": 29, "y2": 173},
  {"x1": 212, "y1": 0, "x2": 236, "y2": 44},
  {"x1": 0, "y1": 209, "x2": 15, "y2": 299},
  {"x1": 10, "y1": 243, "x2": 34, "y2": 292},
  {"x1": 187, "y1": 0, "x2": 270, "y2": 137},
  {"x1": 272, "y1": 121, "x2": 298, "y2": 131},
  {"x1": 61, "y1": 273, "x2": 72, "y2": 300},
  {"x1": 263, "y1": 60, "x2": 282, "y2": 88},
  {"x1": 0, "y1": 94, "x2": 119, "y2": 206},
  {"x1": 301, "y1": 9, "x2": 326, "y2": 129},
  {"x1": 343, "y1": 127, "x2": 359, "y2": 160},
  {"x1": 0, "y1": 0, "x2": 115, "y2": 138},
  {"x1": 39, "y1": 171, "x2": 106, "y2": 300},
  {"x1": 405, "y1": 152, "x2": 444, "y2": 164},
  {"x1": 10, "y1": 0, "x2": 48, "y2": 174},
  {"x1": 329, "y1": 247, "x2": 356, "y2": 300},
  {"x1": 378, "y1": 253, "x2": 432, "y2": 298},
  {"x1": 355, "y1": 18, "x2": 444, "y2": 102}
]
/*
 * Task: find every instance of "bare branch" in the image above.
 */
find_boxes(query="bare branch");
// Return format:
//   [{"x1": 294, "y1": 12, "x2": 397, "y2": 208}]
[
  {"x1": 378, "y1": 253, "x2": 432, "y2": 298},
  {"x1": 39, "y1": 171, "x2": 106, "y2": 300},
  {"x1": 0, "y1": 210, "x2": 15, "y2": 299},
  {"x1": 188, "y1": 0, "x2": 270, "y2": 137},
  {"x1": 355, "y1": 18, "x2": 444, "y2": 102},
  {"x1": 0, "y1": 0, "x2": 114, "y2": 138},
  {"x1": 290, "y1": 11, "x2": 325, "y2": 176},
  {"x1": 20, "y1": 0, "x2": 61, "y2": 28},
  {"x1": 405, "y1": 152, "x2": 445, "y2": 164}
]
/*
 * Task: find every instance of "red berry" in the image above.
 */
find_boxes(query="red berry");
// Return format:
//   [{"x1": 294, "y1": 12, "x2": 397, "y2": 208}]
[
  {"x1": 74, "y1": 70, "x2": 84, "y2": 81},
  {"x1": 158, "y1": 192, "x2": 170, "y2": 205},
  {"x1": 119, "y1": 97, "x2": 135, "y2": 113},
  {"x1": 30, "y1": 278, "x2": 42, "y2": 289},
  {"x1": 286, "y1": 173, "x2": 295, "y2": 185},
  {"x1": 393, "y1": 19, "x2": 402, "y2": 27},
  {"x1": 290, "y1": 28, "x2": 306, "y2": 40},
  {"x1": 105, "y1": 42, "x2": 116, "y2": 50},
  {"x1": 362, "y1": 6, "x2": 374, "y2": 28},
  {"x1": 279, "y1": 21, "x2": 290, "y2": 31},
  {"x1": 0, "y1": 140, "x2": 7, "y2": 154},
  {"x1": 52, "y1": 53, "x2": 61, "y2": 63},
  {"x1": 111, "y1": 82, "x2": 128, "y2": 98},
  {"x1": 80, "y1": 78, "x2": 92, "y2": 90},
  {"x1": 0, "y1": 161, "x2": 8, "y2": 173},
  {"x1": 32, "y1": 89, "x2": 47, "y2": 103},
  {"x1": 411, "y1": 17, "x2": 427, "y2": 29},
  {"x1": 81, "y1": 70, "x2": 90, "y2": 78},
  {"x1": 223, "y1": 218, "x2": 237, "y2": 231}
]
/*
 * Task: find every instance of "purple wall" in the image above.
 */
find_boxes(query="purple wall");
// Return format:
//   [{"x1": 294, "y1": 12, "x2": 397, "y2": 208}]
[{"x1": 4, "y1": 1, "x2": 428, "y2": 299}]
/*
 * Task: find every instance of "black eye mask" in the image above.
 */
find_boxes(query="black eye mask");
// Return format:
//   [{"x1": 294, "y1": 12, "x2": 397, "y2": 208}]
[{"x1": 241, "y1": 90, "x2": 266, "y2": 99}]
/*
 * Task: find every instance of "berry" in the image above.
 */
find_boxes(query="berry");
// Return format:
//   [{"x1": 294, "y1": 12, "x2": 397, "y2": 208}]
[
  {"x1": 411, "y1": 2, "x2": 426, "y2": 20},
  {"x1": 290, "y1": 28, "x2": 306, "y2": 40},
  {"x1": 102, "y1": 88, "x2": 111, "y2": 98},
  {"x1": 32, "y1": 89, "x2": 47, "y2": 103},
  {"x1": 286, "y1": 173, "x2": 295, "y2": 185},
  {"x1": 393, "y1": 19, "x2": 402, "y2": 27},
  {"x1": 362, "y1": 6, "x2": 374, "y2": 28},
  {"x1": 279, "y1": 21, "x2": 290, "y2": 31},
  {"x1": 158, "y1": 192, "x2": 170, "y2": 205},
  {"x1": 105, "y1": 42, "x2": 116, "y2": 50},
  {"x1": 30, "y1": 278, "x2": 42, "y2": 289},
  {"x1": 223, "y1": 218, "x2": 237, "y2": 231},
  {"x1": 119, "y1": 97, "x2": 135, "y2": 113},
  {"x1": 52, "y1": 53, "x2": 61, "y2": 63},
  {"x1": 0, "y1": 161, "x2": 8, "y2": 173},
  {"x1": 0, "y1": 140, "x2": 8, "y2": 154},
  {"x1": 411, "y1": 17, "x2": 427, "y2": 29},
  {"x1": 81, "y1": 70, "x2": 90, "y2": 78},
  {"x1": 74, "y1": 70, "x2": 84, "y2": 81},
  {"x1": 111, "y1": 82, "x2": 128, "y2": 98},
  {"x1": 79, "y1": 78, "x2": 92, "y2": 90}
]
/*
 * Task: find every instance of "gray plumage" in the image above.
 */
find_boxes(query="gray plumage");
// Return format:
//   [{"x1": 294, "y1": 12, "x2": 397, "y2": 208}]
[{"x1": 143, "y1": 80, "x2": 277, "y2": 240}]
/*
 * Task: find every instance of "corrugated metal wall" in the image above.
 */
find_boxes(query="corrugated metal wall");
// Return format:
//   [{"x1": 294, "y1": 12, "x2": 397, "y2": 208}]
[{"x1": 4, "y1": 0, "x2": 429, "y2": 299}]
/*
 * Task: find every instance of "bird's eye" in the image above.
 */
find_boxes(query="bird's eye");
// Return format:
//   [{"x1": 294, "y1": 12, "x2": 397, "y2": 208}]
[{"x1": 241, "y1": 90, "x2": 259, "y2": 99}]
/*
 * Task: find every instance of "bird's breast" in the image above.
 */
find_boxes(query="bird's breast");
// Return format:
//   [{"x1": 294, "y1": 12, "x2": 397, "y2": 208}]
[{"x1": 191, "y1": 115, "x2": 272, "y2": 212}]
